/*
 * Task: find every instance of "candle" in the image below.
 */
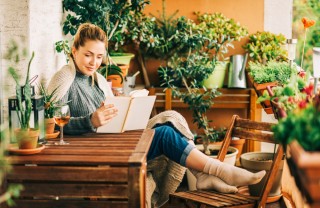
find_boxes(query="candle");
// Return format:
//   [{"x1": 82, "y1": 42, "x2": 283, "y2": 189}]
[
  {"x1": 287, "y1": 39, "x2": 297, "y2": 61},
  {"x1": 313, "y1": 47, "x2": 320, "y2": 78}
]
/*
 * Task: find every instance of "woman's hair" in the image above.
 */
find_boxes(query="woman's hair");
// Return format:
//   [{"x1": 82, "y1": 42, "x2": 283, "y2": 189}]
[{"x1": 73, "y1": 23, "x2": 107, "y2": 49}]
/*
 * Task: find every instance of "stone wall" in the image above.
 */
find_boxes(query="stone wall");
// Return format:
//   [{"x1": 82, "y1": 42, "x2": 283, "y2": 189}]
[{"x1": 0, "y1": 0, "x2": 64, "y2": 120}]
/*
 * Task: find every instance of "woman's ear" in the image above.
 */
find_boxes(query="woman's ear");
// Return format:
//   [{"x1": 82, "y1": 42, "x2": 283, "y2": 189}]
[{"x1": 71, "y1": 47, "x2": 77, "y2": 59}]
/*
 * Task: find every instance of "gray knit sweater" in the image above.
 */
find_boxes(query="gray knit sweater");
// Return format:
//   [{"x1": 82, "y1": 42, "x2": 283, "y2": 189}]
[{"x1": 60, "y1": 71, "x2": 105, "y2": 134}]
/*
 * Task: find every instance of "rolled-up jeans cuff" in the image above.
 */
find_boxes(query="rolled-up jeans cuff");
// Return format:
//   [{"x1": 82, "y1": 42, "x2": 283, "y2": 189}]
[{"x1": 180, "y1": 143, "x2": 195, "y2": 166}]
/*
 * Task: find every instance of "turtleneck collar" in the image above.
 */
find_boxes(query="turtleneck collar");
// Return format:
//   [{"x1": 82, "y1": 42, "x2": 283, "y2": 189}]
[{"x1": 75, "y1": 70, "x2": 90, "y2": 80}]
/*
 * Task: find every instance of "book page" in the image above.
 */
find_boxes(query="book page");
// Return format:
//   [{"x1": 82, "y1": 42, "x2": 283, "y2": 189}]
[
  {"x1": 123, "y1": 96, "x2": 156, "y2": 131},
  {"x1": 96, "y1": 97, "x2": 131, "y2": 133}
]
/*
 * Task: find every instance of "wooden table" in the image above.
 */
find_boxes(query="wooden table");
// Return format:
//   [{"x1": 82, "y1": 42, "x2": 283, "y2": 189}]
[{"x1": 3, "y1": 129, "x2": 154, "y2": 208}]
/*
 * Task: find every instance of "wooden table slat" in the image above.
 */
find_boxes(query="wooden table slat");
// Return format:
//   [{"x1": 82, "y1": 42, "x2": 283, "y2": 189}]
[
  {"x1": 7, "y1": 166, "x2": 128, "y2": 182},
  {"x1": 13, "y1": 200, "x2": 128, "y2": 208},
  {"x1": 19, "y1": 183, "x2": 128, "y2": 198},
  {"x1": 42, "y1": 148, "x2": 134, "y2": 156}
]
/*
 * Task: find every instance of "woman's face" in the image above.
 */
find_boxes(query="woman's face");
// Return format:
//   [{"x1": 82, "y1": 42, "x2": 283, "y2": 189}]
[{"x1": 72, "y1": 40, "x2": 105, "y2": 76}]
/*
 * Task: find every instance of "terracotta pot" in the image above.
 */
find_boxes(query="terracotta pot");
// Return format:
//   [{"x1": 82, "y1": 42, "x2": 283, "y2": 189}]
[
  {"x1": 107, "y1": 64, "x2": 129, "y2": 88},
  {"x1": 247, "y1": 74, "x2": 278, "y2": 114},
  {"x1": 14, "y1": 128, "x2": 40, "y2": 149},
  {"x1": 230, "y1": 138, "x2": 246, "y2": 159},
  {"x1": 45, "y1": 118, "x2": 55, "y2": 134}
]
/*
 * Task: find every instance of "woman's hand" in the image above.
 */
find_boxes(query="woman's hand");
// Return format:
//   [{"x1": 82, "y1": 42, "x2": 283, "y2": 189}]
[{"x1": 91, "y1": 102, "x2": 118, "y2": 128}]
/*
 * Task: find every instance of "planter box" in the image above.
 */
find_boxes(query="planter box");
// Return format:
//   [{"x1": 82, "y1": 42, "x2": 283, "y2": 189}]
[
  {"x1": 246, "y1": 74, "x2": 277, "y2": 115},
  {"x1": 288, "y1": 141, "x2": 320, "y2": 203}
]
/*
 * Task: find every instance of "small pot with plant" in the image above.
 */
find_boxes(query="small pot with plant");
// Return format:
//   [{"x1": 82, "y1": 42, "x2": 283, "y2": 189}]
[
  {"x1": 6, "y1": 40, "x2": 39, "y2": 149},
  {"x1": 38, "y1": 83, "x2": 59, "y2": 136}
]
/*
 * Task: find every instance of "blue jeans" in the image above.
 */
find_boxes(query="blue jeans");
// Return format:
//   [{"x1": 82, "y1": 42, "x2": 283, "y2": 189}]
[{"x1": 147, "y1": 123, "x2": 195, "y2": 166}]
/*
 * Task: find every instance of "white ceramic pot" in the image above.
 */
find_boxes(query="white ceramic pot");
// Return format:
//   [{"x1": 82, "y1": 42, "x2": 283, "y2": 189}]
[{"x1": 187, "y1": 144, "x2": 238, "y2": 190}]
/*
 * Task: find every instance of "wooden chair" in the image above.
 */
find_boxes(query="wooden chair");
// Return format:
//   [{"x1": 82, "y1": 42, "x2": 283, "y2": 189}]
[{"x1": 169, "y1": 115, "x2": 284, "y2": 208}]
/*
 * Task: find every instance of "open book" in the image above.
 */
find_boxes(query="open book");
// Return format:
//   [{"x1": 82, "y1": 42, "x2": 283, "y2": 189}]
[{"x1": 97, "y1": 89, "x2": 156, "y2": 133}]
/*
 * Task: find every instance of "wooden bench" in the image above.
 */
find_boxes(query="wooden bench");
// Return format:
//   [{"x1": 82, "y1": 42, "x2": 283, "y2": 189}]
[
  {"x1": 169, "y1": 115, "x2": 284, "y2": 208},
  {"x1": 3, "y1": 130, "x2": 154, "y2": 208}
]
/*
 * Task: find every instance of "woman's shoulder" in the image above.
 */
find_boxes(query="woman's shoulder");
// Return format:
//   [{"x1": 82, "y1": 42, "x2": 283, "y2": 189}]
[
  {"x1": 50, "y1": 64, "x2": 75, "y2": 83},
  {"x1": 47, "y1": 64, "x2": 76, "y2": 100}
]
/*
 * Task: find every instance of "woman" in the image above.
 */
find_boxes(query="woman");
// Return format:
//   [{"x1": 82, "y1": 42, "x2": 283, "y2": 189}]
[{"x1": 48, "y1": 23, "x2": 265, "y2": 207}]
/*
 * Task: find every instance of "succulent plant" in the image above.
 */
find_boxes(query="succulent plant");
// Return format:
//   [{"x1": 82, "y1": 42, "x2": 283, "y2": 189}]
[{"x1": 243, "y1": 31, "x2": 288, "y2": 64}]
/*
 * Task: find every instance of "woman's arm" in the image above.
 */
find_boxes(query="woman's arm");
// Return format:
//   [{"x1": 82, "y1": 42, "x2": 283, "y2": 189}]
[{"x1": 58, "y1": 94, "x2": 96, "y2": 135}]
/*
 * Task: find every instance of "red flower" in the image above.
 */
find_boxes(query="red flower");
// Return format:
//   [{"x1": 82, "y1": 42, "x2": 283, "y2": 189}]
[
  {"x1": 301, "y1": 84, "x2": 314, "y2": 96},
  {"x1": 298, "y1": 100, "x2": 307, "y2": 109},
  {"x1": 298, "y1": 70, "x2": 306, "y2": 78}
]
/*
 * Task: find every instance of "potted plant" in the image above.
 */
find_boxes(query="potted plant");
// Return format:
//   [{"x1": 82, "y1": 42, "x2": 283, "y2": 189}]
[
  {"x1": 6, "y1": 40, "x2": 39, "y2": 149},
  {"x1": 55, "y1": 40, "x2": 71, "y2": 63},
  {"x1": 243, "y1": 31, "x2": 287, "y2": 65},
  {"x1": 195, "y1": 12, "x2": 248, "y2": 88},
  {"x1": 38, "y1": 83, "x2": 59, "y2": 136},
  {"x1": 271, "y1": 91, "x2": 320, "y2": 202}
]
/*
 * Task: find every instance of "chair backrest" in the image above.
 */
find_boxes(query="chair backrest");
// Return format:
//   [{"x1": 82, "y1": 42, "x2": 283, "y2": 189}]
[{"x1": 217, "y1": 115, "x2": 284, "y2": 207}]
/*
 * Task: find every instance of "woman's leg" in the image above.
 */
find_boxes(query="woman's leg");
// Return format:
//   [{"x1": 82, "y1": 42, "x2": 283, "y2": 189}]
[
  {"x1": 148, "y1": 124, "x2": 265, "y2": 187},
  {"x1": 147, "y1": 125, "x2": 194, "y2": 166},
  {"x1": 186, "y1": 148, "x2": 266, "y2": 187}
]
